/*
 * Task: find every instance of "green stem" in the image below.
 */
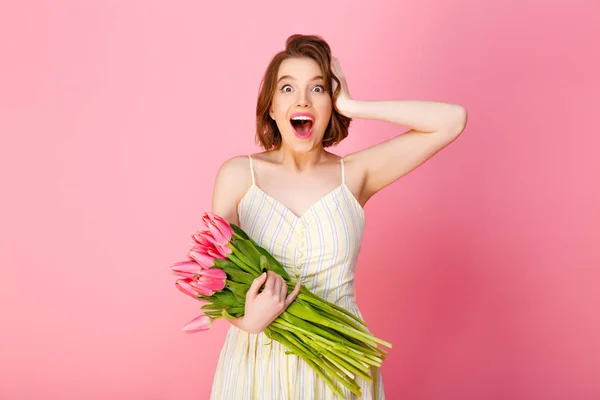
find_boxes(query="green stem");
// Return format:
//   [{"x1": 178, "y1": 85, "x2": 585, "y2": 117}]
[
  {"x1": 317, "y1": 357, "x2": 363, "y2": 396},
  {"x1": 267, "y1": 328, "x2": 347, "y2": 399},
  {"x1": 343, "y1": 346, "x2": 383, "y2": 366},
  {"x1": 278, "y1": 310, "x2": 353, "y2": 347},
  {"x1": 285, "y1": 303, "x2": 378, "y2": 348},
  {"x1": 299, "y1": 333, "x2": 371, "y2": 374},
  {"x1": 297, "y1": 288, "x2": 364, "y2": 324},
  {"x1": 272, "y1": 319, "x2": 382, "y2": 368},
  {"x1": 306, "y1": 336, "x2": 373, "y2": 382},
  {"x1": 290, "y1": 302, "x2": 392, "y2": 348}
]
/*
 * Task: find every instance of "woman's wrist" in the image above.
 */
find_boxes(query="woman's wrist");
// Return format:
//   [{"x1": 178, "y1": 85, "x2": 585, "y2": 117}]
[
  {"x1": 335, "y1": 97, "x2": 356, "y2": 118},
  {"x1": 230, "y1": 315, "x2": 246, "y2": 329},
  {"x1": 231, "y1": 315, "x2": 263, "y2": 334}
]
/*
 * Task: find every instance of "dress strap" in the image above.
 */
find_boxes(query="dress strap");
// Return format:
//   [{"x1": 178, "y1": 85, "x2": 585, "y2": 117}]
[
  {"x1": 248, "y1": 155, "x2": 256, "y2": 186},
  {"x1": 340, "y1": 157, "x2": 346, "y2": 185}
]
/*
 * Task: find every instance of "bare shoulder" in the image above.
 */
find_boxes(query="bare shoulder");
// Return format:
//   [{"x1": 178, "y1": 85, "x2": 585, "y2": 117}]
[
  {"x1": 215, "y1": 155, "x2": 252, "y2": 183},
  {"x1": 211, "y1": 155, "x2": 253, "y2": 225}
]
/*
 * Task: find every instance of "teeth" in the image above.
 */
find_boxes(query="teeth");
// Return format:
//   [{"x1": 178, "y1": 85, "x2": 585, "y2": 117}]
[{"x1": 291, "y1": 116, "x2": 313, "y2": 121}]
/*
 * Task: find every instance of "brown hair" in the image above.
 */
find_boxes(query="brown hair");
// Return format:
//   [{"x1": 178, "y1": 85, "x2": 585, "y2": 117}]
[{"x1": 256, "y1": 34, "x2": 352, "y2": 150}]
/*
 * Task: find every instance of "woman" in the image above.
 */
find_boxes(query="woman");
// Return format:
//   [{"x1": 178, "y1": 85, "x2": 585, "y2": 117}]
[{"x1": 209, "y1": 34, "x2": 468, "y2": 399}]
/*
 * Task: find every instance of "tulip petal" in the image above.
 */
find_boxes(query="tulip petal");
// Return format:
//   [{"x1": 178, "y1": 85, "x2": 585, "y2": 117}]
[
  {"x1": 199, "y1": 268, "x2": 227, "y2": 280},
  {"x1": 189, "y1": 280, "x2": 215, "y2": 296},
  {"x1": 192, "y1": 231, "x2": 213, "y2": 247},
  {"x1": 182, "y1": 314, "x2": 212, "y2": 333},
  {"x1": 175, "y1": 279, "x2": 201, "y2": 300},
  {"x1": 170, "y1": 260, "x2": 201, "y2": 278},
  {"x1": 197, "y1": 276, "x2": 226, "y2": 289},
  {"x1": 206, "y1": 245, "x2": 226, "y2": 260},
  {"x1": 198, "y1": 278, "x2": 226, "y2": 291},
  {"x1": 213, "y1": 242, "x2": 232, "y2": 258},
  {"x1": 202, "y1": 212, "x2": 234, "y2": 243},
  {"x1": 207, "y1": 224, "x2": 228, "y2": 244},
  {"x1": 188, "y1": 249, "x2": 214, "y2": 269}
]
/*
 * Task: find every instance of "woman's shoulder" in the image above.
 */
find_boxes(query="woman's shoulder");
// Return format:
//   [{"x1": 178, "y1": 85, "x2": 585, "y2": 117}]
[
  {"x1": 216, "y1": 154, "x2": 253, "y2": 184},
  {"x1": 216, "y1": 152, "x2": 269, "y2": 175},
  {"x1": 212, "y1": 155, "x2": 255, "y2": 224}
]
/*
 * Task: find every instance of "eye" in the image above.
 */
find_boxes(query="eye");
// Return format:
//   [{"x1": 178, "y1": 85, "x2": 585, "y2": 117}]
[
  {"x1": 312, "y1": 85, "x2": 325, "y2": 93},
  {"x1": 280, "y1": 84, "x2": 293, "y2": 93}
]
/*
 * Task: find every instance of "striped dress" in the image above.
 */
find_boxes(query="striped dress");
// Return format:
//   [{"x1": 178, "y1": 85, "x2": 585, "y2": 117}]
[{"x1": 209, "y1": 155, "x2": 385, "y2": 399}]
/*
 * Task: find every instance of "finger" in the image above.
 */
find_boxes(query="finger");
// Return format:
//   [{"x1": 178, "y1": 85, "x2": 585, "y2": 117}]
[
  {"x1": 284, "y1": 282, "x2": 302, "y2": 307},
  {"x1": 272, "y1": 273, "x2": 281, "y2": 299},
  {"x1": 247, "y1": 272, "x2": 267, "y2": 300},
  {"x1": 279, "y1": 277, "x2": 287, "y2": 300},
  {"x1": 263, "y1": 271, "x2": 275, "y2": 295}
]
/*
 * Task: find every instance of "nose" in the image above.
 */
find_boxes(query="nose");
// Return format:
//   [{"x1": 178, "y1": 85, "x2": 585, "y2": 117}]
[{"x1": 296, "y1": 90, "x2": 311, "y2": 107}]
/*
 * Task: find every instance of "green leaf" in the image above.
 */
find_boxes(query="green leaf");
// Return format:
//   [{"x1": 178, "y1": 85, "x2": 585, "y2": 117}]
[
  {"x1": 235, "y1": 239, "x2": 263, "y2": 266},
  {"x1": 201, "y1": 303, "x2": 224, "y2": 310},
  {"x1": 204, "y1": 310, "x2": 223, "y2": 317},
  {"x1": 228, "y1": 251, "x2": 260, "y2": 275},
  {"x1": 253, "y1": 244, "x2": 291, "y2": 280},
  {"x1": 259, "y1": 255, "x2": 268, "y2": 270},
  {"x1": 229, "y1": 223, "x2": 290, "y2": 279},
  {"x1": 221, "y1": 308, "x2": 237, "y2": 321},
  {"x1": 226, "y1": 281, "x2": 250, "y2": 299},
  {"x1": 230, "y1": 223, "x2": 249, "y2": 240},
  {"x1": 212, "y1": 290, "x2": 241, "y2": 308},
  {"x1": 213, "y1": 258, "x2": 240, "y2": 269},
  {"x1": 222, "y1": 267, "x2": 255, "y2": 285},
  {"x1": 225, "y1": 307, "x2": 244, "y2": 319}
]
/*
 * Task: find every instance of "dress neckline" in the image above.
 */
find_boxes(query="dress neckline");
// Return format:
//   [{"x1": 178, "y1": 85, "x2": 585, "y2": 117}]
[{"x1": 240, "y1": 183, "x2": 364, "y2": 221}]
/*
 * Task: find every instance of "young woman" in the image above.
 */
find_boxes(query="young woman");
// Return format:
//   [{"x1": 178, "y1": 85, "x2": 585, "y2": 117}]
[{"x1": 209, "y1": 34, "x2": 468, "y2": 399}]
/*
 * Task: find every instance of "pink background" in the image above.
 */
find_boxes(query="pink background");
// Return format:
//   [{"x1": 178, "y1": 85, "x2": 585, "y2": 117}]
[{"x1": 1, "y1": 1, "x2": 599, "y2": 399}]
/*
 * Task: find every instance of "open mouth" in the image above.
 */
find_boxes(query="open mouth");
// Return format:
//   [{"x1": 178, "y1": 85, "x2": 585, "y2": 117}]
[{"x1": 290, "y1": 116, "x2": 314, "y2": 137}]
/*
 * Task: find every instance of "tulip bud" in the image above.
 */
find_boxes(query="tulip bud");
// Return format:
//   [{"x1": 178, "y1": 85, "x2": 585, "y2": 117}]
[{"x1": 182, "y1": 313, "x2": 212, "y2": 333}]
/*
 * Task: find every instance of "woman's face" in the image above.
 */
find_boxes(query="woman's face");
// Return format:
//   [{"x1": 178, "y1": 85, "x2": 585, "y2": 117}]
[{"x1": 270, "y1": 57, "x2": 332, "y2": 150}]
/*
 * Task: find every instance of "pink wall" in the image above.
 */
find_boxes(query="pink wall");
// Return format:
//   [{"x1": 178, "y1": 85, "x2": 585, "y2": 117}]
[{"x1": 1, "y1": 1, "x2": 598, "y2": 399}]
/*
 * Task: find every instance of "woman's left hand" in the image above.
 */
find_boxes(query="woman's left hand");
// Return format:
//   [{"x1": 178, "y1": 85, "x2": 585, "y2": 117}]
[{"x1": 331, "y1": 57, "x2": 353, "y2": 117}]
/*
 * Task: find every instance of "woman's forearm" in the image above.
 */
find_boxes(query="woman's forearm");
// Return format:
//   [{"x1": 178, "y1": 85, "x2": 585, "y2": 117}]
[{"x1": 339, "y1": 99, "x2": 467, "y2": 134}]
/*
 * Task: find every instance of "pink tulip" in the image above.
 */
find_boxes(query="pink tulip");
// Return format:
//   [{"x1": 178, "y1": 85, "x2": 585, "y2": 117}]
[
  {"x1": 175, "y1": 279, "x2": 202, "y2": 300},
  {"x1": 192, "y1": 230, "x2": 232, "y2": 259},
  {"x1": 191, "y1": 230, "x2": 214, "y2": 247},
  {"x1": 206, "y1": 237, "x2": 232, "y2": 259},
  {"x1": 188, "y1": 246, "x2": 217, "y2": 269},
  {"x1": 182, "y1": 313, "x2": 212, "y2": 333},
  {"x1": 201, "y1": 212, "x2": 233, "y2": 244},
  {"x1": 170, "y1": 260, "x2": 202, "y2": 279},
  {"x1": 198, "y1": 268, "x2": 227, "y2": 289},
  {"x1": 188, "y1": 268, "x2": 226, "y2": 296},
  {"x1": 188, "y1": 280, "x2": 215, "y2": 296},
  {"x1": 198, "y1": 268, "x2": 227, "y2": 280}
]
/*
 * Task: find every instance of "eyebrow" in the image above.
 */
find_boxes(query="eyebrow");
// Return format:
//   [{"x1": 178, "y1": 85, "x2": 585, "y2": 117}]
[{"x1": 277, "y1": 75, "x2": 324, "y2": 83}]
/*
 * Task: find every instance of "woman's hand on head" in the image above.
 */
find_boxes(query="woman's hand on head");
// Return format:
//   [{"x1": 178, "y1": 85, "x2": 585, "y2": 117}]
[
  {"x1": 331, "y1": 56, "x2": 353, "y2": 116},
  {"x1": 237, "y1": 271, "x2": 301, "y2": 334}
]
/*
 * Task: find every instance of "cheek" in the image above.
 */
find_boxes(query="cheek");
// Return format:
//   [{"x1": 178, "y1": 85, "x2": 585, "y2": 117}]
[
  {"x1": 272, "y1": 97, "x2": 291, "y2": 116},
  {"x1": 316, "y1": 98, "x2": 332, "y2": 122}
]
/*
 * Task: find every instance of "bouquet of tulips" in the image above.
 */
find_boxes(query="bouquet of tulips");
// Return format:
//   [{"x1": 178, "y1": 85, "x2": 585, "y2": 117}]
[{"x1": 170, "y1": 212, "x2": 391, "y2": 398}]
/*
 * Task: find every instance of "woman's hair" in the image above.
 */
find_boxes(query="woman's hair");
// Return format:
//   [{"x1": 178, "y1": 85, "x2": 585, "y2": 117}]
[{"x1": 256, "y1": 34, "x2": 352, "y2": 150}]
